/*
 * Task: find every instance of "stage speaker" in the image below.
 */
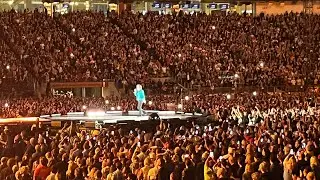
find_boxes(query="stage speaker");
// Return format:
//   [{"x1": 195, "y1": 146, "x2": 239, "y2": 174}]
[{"x1": 149, "y1": 113, "x2": 160, "y2": 120}]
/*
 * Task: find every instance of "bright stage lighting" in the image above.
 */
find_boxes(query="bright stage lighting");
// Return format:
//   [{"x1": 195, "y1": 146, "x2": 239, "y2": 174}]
[
  {"x1": 178, "y1": 104, "x2": 183, "y2": 109},
  {"x1": 185, "y1": 96, "x2": 190, "y2": 101},
  {"x1": 6, "y1": 65, "x2": 10, "y2": 70},
  {"x1": 82, "y1": 105, "x2": 87, "y2": 110},
  {"x1": 4, "y1": 103, "x2": 9, "y2": 108},
  {"x1": 234, "y1": 74, "x2": 239, "y2": 78},
  {"x1": 116, "y1": 106, "x2": 121, "y2": 110},
  {"x1": 148, "y1": 101, "x2": 152, "y2": 105},
  {"x1": 111, "y1": 107, "x2": 115, "y2": 111},
  {"x1": 87, "y1": 111, "x2": 105, "y2": 117},
  {"x1": 105, "y1": 100, "x2": 109, "y2": 104}
]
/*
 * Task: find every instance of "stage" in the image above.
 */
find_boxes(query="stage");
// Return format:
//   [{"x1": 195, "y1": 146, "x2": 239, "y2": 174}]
[{"x1": 38, "y1": 110, "x2": 201, "y2": 124}]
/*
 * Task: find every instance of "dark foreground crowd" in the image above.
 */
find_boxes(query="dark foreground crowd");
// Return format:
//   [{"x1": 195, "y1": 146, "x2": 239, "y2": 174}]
[{"x1": 0, "y1": 91, "x2": 319, "y2": 180}]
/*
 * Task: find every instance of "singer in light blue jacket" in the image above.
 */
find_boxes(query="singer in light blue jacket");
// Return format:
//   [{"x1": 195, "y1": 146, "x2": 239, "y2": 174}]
[{"x1": 134, "y1": 84, "x2": 146, "y2": 116}]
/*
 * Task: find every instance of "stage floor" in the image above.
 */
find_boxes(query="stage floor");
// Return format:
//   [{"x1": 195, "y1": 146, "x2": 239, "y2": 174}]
[{"x1": 39, "y1": 110, "x2": 200, "y2": 124}]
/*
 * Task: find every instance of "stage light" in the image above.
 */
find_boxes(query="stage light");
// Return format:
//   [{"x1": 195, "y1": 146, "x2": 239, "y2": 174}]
[
  {"x1": 111, "y1": 107, "x2": 115, "y2": 111},
  {"x1": 234, "y1": 74, "x2": 239, "y2": 78},
  {"x1": 87, "y1": 111, "x2": 105, "y2": 117},
  {"x1": 178, "y1": 104, "x2": 183, "y2": 109},
  {"x1": 72, "y1": 28, "x2": 75, "y2": 32},
  {"x1": 6, "y1": 65, "x2": 10, "y2": 70},
  {"x1": 116, "y1": 106, "x2": 121, "y2": 110},
  {"x1": 105, "y1": 100, "x2": 109, "y2": 104},
  {"x1": 4, "y1": 103, "x2": 9, "y2": 108},
  {"x1": 178, "y1": 53, "x2": 182, "y2": 58},
  {"x1": 226, "y1": 94, "x2": 231, "y2": 100},
  {"x1": 82, "y1": 105, "x2": 87, "y2": 110},
  {"x1": 253, "y1": 91, "x2": 257, "y2": 96},
  {"x1": 185, "y1": 96, "x2": 190, "y2": 101},
  {"x1": 148, "y1": 101, "x2": 152, "y2": 105},
  {"x1": 211, "y1": 26, "x2": 216, "y2": 30}
]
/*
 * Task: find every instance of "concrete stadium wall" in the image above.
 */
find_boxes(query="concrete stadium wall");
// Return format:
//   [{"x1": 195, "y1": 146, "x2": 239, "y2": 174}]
[{"x1": 256, "y1": 1, "x2": 304, "y2": 15}]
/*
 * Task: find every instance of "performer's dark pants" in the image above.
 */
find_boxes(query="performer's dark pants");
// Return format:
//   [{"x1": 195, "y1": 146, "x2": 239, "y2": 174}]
[{"x1": 137, "y1": 100, "x2": 144, "y2": 116}]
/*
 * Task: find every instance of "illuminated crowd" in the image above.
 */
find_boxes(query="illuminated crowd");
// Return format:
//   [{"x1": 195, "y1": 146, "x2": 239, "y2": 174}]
[
  {"x1": 1, "y1": 11, "x2": 320, "y2": 93},
  {"x1": 118, "y1": 11, "x2": 320, "y2": 88}
]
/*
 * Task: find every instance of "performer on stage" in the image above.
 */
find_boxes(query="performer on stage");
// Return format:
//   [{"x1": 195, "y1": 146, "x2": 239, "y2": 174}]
[{"x1": 134, "y1": 84, "x2": 146, "y2": 116}]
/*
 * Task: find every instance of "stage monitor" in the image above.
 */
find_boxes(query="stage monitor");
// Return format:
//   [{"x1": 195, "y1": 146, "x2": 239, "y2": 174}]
[{"x1": 149, "y1": 113, "x2": 160, "y2": 120}]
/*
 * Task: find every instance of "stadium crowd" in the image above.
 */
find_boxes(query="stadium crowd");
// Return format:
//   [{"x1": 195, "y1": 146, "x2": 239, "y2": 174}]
[
  {"x1": 117, "y1": 11, "x2": 320, "y2": 88},
  {"x1": 1, "y1": 11, "x2": 320, "y2": 89},
  {"x1": 0, "y1": 91, "x2": 318, "y2": 180},
  {"x1": 0, "y1": 10, "x2": 159, "y2": 85},
  {"x1": 0, "y1": 7, "x2": 320, "y2": 180}
]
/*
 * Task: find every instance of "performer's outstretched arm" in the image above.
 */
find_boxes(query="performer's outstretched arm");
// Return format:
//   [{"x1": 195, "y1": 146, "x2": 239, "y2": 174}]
[{"x1": 134, "y1": 88, "x2": 137, "y2": 96}]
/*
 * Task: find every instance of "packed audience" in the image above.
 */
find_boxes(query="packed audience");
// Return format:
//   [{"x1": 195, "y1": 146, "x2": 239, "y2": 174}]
[
  {"x1": 0, "y1": 11, "x2": 157, "y2": 85},
  {"x1": 57, "y1": 11, "x2": 156, "y2": 82},
  {"x1": 1, "y1": 8, "x2": 320, "y2": 180},
  {"x1": 1, "y1": 11, "x2": 320, "y2": 89},
  {"x1": 0, "y1": 10, "x2": 73, "y2": 83},
  {"x1": 117, "y1": 11, "x2": 320, "y2": 88},
  {"x1": 0, "y1": 91, "x2": 318, "y2": 179},
  {"x1": 0, "y1": 26, "x2": 32, "y2": 97}
]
